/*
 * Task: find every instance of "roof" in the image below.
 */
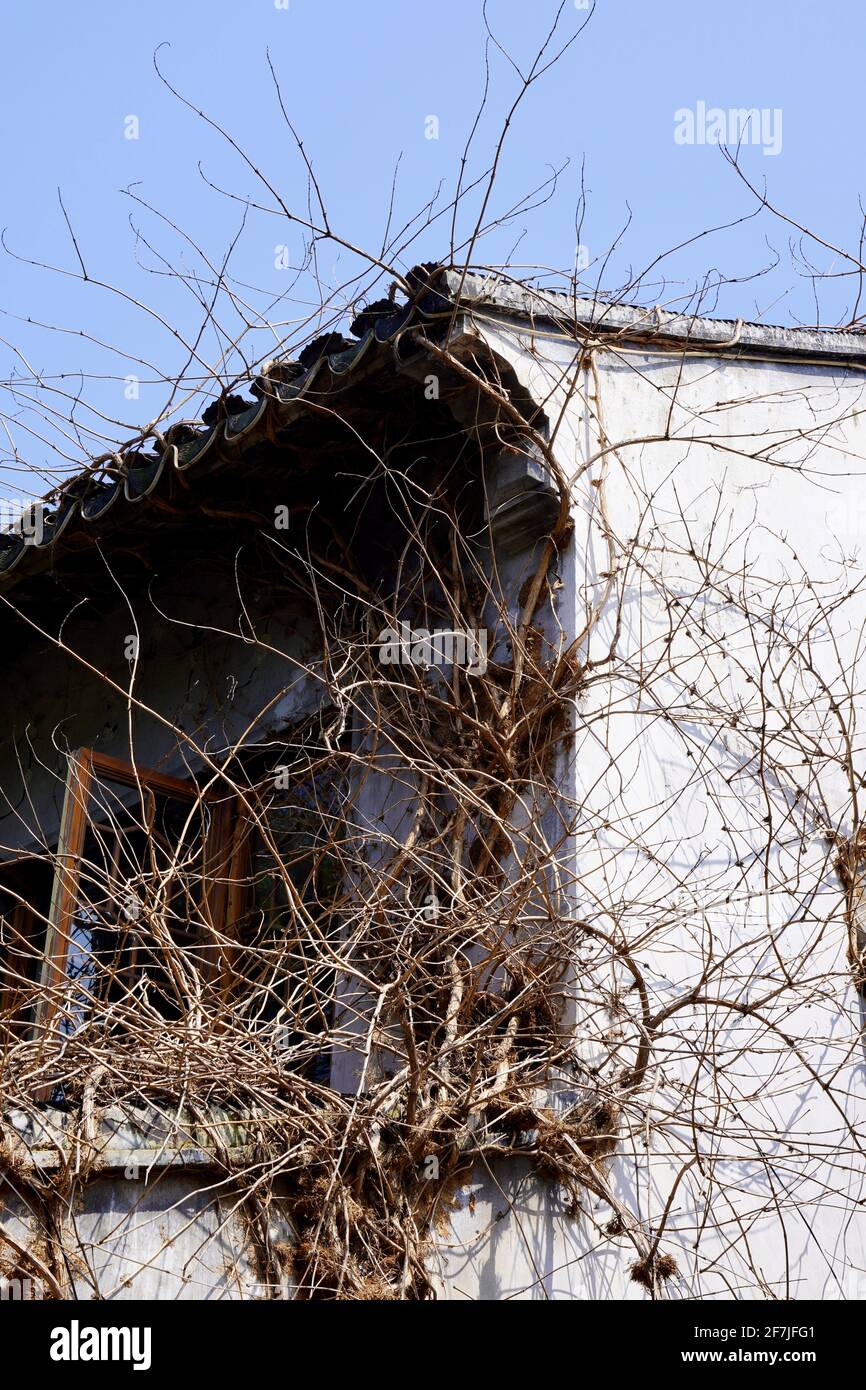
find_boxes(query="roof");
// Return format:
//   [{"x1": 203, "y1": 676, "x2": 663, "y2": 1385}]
[
  {"x1": 0, "y1": 275, "x2": 460, "y2": 589},
  {"x1": 4, "y1": 265, "x2": 866, "y2": 589},
  {"x1": 440, "y1": 269, "x2": 866, "y2": 364}
]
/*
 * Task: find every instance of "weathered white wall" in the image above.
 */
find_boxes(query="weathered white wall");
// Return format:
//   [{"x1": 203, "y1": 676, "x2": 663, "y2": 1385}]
[
  {"x1": 433, "y1": 320, "x2": 866, "y2": 1300},
  {"x1": 0, "y1": 1107, "x2": 293, "y2": 1299}
]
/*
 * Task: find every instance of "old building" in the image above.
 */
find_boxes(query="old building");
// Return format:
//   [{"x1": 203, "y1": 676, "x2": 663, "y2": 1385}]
[{"x1": 1, "y1": 269, "x2": 865, "y2": 1299}]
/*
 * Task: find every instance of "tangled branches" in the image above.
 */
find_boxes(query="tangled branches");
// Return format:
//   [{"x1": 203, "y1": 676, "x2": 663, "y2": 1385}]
[{"x1": 3, "y1": 5, "x2": 866, "y2": 1303}]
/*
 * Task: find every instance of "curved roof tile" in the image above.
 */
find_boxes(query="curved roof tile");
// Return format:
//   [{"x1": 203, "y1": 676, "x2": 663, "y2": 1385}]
[{"x1": 0, "y1": 281, "x2": 453, "y2": 585}]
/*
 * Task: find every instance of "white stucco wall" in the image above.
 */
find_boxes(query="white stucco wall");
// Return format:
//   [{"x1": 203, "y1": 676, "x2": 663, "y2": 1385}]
[{"x1": 434, "y1": 316, "x2": 866, "y2": 1300}]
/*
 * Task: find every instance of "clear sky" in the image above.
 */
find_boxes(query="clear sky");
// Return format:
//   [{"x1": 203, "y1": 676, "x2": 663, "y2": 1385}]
[{"x1": 2, "y1": 0, "x2": 864, "y2": 488}]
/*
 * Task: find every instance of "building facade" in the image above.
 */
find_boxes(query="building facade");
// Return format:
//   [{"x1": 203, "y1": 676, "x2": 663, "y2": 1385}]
[{"x1": 1, "y1": 271, "x2": 865, "y2": 1300}]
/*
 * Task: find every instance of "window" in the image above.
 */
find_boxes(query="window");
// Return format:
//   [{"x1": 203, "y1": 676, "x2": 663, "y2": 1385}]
[
  {"x1": 35, "y1": 750, "x2": 235, "y2": 1038},
  {"x1": 0, "y1": 742, "x2": 347, "y2": 1088}
]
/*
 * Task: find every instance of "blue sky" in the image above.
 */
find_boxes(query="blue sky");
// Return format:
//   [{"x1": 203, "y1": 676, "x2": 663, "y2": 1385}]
[{"x1": 2, "y1": 0, "x2": 864, "y2": 488}]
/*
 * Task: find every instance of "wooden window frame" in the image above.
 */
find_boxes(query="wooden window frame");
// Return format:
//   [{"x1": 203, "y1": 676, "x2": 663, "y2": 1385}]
[
  {"x1": 35, "y1": 748, "x2": 236, "y2": 1041},
  {"x1": 22, "y1": 741, "x2": 341, "y2": 1093}
]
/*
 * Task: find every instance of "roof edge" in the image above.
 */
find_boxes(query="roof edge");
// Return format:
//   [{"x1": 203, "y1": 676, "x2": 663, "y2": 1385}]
[{"x1": 444, "y1": 270, "x2": 866, "y2": 365}]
